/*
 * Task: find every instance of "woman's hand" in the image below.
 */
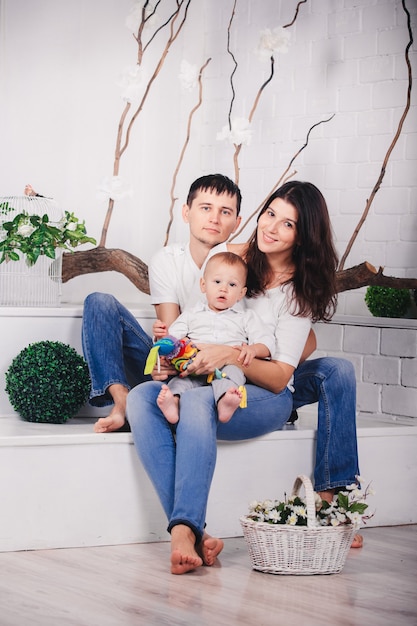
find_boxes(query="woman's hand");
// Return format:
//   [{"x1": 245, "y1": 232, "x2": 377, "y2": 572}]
[
  {"x1": 151, "y1": 357, "x2": 177, "y2": 381},
  {"x1": 184, "y1": 344, "x2": 236, "y2": 377}
]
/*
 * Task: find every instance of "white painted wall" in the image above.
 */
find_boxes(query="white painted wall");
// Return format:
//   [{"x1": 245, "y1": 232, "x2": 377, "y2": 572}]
[{"x1": 0, "y1": 0, "x2": 416, "y2": 314}]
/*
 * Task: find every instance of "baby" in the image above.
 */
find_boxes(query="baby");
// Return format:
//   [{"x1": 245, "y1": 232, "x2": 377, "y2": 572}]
[{"x1": 152, "y1": 251, "x2": 274, "y2": 424}]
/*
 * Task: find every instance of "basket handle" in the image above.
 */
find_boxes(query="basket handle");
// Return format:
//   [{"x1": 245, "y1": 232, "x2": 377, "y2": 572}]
[{"x1": 291, "y1": 474, "x2": 318, "y2": 529}]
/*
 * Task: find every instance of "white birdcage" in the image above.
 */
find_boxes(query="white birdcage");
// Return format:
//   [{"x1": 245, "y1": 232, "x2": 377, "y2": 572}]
[{"x1": 0, "y1": 196, "x2": 64, "y2": 306}]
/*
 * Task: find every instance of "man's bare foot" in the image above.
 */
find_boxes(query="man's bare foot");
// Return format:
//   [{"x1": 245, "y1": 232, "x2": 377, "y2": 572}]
[
  {"x1": 157, "y1": 384, "x2": 180, "y2": 424},
  {"x1": 198, "y1": 532, "x2": 224, "y2": 566},
  {"x1": 318, "y1": 489, "x2": 364, "y2": 549},
  {"x1": 94, "y1": 409, "x2": 126, "y2": 433},
  {"x1": 217, "y1": 388, "x2": 242, "y2": 423},
  {"x1": 170, "y1": 525, "x2": 203, "y2": 575},
  {"x1": 94, "y1": 383, "x2": 129, "y2": 433}
]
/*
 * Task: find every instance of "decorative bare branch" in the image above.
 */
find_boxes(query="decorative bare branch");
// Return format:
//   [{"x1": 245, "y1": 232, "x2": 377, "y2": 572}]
[
  {"x1": 164, "y1": 57, "x2": 212, "y2": 246},
  {"x1": 226, "y1": 0, "x2": 238, "y2": 129},
  {"x1": 230, "y1": 115, "x2": 335, "y2": 241},
  {"x1": 99, "y1": 1, "x2": 191, "y2": 248},
  {"x1": 338, "y1": 0, "x2": 413, "y2": 270},
  {"x1": 284, "y1": 1, "x2": 308, "y2": 29}
]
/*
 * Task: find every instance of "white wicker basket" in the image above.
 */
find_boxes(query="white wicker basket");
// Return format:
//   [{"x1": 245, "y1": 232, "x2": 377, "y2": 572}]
[{"x1": 240, "y1": 474, "x2": 358, "y2": 575}]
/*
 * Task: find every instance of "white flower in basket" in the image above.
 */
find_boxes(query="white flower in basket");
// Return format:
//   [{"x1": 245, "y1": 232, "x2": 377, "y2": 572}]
[{"x1": 240, "y1": 474, "x2": 373, "y2": 576}]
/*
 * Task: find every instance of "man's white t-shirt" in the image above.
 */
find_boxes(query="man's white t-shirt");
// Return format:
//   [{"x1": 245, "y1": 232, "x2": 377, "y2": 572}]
[
  {"x1": 149, "y1": 242, "x2": 311, "y2": 378},
  {"x1": 149, "y1": 242, "x2": 228, "y2": 312}
]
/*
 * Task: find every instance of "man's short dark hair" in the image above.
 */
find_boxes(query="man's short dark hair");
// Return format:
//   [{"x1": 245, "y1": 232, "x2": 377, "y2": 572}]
[{"x1": 187, "y1": 174, "x2": 242, "y2": 216}]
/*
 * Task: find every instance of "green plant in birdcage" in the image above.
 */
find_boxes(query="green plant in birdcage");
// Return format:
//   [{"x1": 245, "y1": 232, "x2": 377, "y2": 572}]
[
  {"x1": 364, "y1": 285, "x2": 411, "y2": 318},
  {"x1": 5, "y1": 341, "x2": 91, "y2": 423},
  {"x1": 0, "y1": 202, "x2": 96, "y2": 266}
]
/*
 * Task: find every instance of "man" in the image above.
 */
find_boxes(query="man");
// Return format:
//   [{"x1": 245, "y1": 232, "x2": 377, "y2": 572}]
[{"x1": 82, "y1": 174, "x2": 242, "y2": 433}]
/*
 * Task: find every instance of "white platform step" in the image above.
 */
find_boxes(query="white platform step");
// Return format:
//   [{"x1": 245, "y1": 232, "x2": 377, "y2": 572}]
[{"x1": 1, "y1": 411, "x2": 416, "y2": 552}]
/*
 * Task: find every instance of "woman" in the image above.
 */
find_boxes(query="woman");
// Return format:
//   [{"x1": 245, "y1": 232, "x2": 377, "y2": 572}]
[{"x1": 126, "y1": 181, "x2": 360, "y2": 574}]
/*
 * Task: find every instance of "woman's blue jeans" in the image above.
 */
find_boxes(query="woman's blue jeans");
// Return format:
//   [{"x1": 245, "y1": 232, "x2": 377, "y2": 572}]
[
  {"x1": 292, "y1": 356, "x2": 359, "y2": 492},
  {"x1": 127, "y1": 355, "x2": 359, "y2": 542},
  {"x1": 82, "y1": 293, "x2": 153, "y2": 407}
]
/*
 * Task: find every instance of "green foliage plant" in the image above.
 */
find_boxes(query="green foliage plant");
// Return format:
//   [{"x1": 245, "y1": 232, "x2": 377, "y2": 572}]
[
  {"x1": 5, "y1": 341, "x2": 91, "y2": 423},
  {"x1": 0, "y1": 207, "x2": 96, "y2": 266},
  {"x1": 364, "y1": 285, "x2": 411, "y2": 318}
]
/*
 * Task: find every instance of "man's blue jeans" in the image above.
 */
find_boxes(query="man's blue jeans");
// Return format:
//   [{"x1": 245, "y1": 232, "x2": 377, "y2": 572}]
[{"x1": 82, "y1": 293, "x2": 153, "y2": 407}]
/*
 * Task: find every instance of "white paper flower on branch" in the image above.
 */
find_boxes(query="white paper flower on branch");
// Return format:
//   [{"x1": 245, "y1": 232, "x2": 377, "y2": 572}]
[
  {"x1": 179, "y1": 60, "x2": 198, "y2": 91},
  {"x1": 216, "y1": 117, "x2": 253, "y2": 146},
  {"x1": 118, "y1": 65, "x2": 148, "y2": 103},
  {"x1": 125, "y1": 1, "x2": 158, "y2": 33},
  {"x1": 97, "y1": 176, "x2": 133, "y2": 202},
  {"x1": 255, "y1": 26, "x2": 291, "y2": 60}
]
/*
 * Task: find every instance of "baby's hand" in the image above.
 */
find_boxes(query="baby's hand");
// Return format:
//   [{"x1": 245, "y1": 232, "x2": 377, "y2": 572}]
[
  {"x1": 153, "y1": 319, "x2": 168, "y2": 340},
  {"x1": 236, "y1": 343, "x2": 257, "y2": 367}
]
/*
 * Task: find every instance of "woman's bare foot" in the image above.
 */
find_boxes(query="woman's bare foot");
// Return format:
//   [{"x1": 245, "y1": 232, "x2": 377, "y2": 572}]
[
  {"x1": 318, "y1": 489, "x2": 364, "y2": 549},
  {"x1": 217, "y1": 388, "x2": 242, "y2": 423},
  {"x1": 198, "y1": 532, "x2": 224, "y2": 566},
  {"x1": 157, "y1": 385, "x2": 180, "y2": 424},
  {"x1": 170, "y1": 525, "x2": 203, "y2": 575}
]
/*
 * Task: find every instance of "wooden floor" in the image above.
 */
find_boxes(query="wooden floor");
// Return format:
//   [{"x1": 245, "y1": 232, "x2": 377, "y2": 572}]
[{"x1": 0, "y1": 525, "x2": 416, "y2": 626}]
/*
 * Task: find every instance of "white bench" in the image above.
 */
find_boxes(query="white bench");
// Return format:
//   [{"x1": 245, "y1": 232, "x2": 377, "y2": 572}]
[{"x1": 1, "y1": 410, "x2": 416, "y2": 552}]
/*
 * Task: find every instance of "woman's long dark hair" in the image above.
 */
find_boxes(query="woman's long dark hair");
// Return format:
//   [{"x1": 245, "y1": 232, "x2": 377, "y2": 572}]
[{"x1": 245, "y1": 181, "x2": 338, "y2": 322}]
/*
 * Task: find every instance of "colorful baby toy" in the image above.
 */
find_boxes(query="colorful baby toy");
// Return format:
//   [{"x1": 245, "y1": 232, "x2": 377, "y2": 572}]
[
  {"x1": 144, "y1": 335, "x2": 247, "y2": 408},
  {"x1": 144, "y1": 336, "x2": 199, "y2": 376}
]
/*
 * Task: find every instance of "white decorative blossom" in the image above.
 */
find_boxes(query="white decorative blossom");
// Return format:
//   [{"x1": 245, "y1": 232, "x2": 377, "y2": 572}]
[
  {"x1": 17, "y1": 223, "x2": 36, "y2": 238},
  {"x1": 179, "y1": 60, "x2": 198, "y2": 91},
  {"x1": 266, "y1": 509, "x2": 281, "y2": 522},
  {"x1": 293, "y1": 505, "x2": 307, "y2": 518},
  {"x1": 255, "y1": 27, "x2": 291, "y2": 61},
  {"x1": 125, "y1": 1, "x2": 158, "y2": 34},
  {"x1": 118, "y1": 65, "x2": 148, "y2": 103},
  {"x1": 65, "y1": 222, "x2": 78, "y2": 232},
  {"x1": 287, "y1": 513, "x2": 298, "y2": 526},
  {"x1": 216, "y1": 117, "x2": 253, "y2": 146},
  {"x1": 97, "y1": 176, "x2": 133, "y2": 202}
]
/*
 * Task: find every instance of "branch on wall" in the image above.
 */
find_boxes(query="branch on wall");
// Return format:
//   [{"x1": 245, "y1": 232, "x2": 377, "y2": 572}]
[
  {"x1": 336, "y1": 262, "x2": 417, "y2": 292},
  {"x1": 62, "y1": 250, "x2": 417, "y2": 295},
  {"x1": 338, "y1": 0, "x2": 413, "y2": 270},
  {"x1": 61, "y1": 248, "x2": 149, "y2": 295}
]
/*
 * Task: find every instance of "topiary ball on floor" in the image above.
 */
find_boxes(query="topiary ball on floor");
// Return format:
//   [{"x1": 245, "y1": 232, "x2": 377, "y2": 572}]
[{"x1": 5, "y1": 340, "x2": 91, "y2": 423}]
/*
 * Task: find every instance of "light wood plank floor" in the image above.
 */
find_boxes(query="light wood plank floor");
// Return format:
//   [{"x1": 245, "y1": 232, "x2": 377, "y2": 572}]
[{"x1": 0, "y1": 525, "x2": 416, "y2": 626}]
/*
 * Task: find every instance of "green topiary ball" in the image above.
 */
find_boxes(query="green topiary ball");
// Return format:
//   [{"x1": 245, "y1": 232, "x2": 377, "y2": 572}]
[
  {"x1": 5, "y1": 340, "x2": 91, "y2": 423},
  {"x1": 364, "y1": 285, "x2": 411, "y2": 318}
]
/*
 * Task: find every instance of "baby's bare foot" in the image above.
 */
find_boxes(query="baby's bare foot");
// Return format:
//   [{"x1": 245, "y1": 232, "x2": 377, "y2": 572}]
[
  {"x1": 157, "y1": 384, "x2": 180, "y2": 424},
  {"x1": 217, "y1": 387, "x2": 242, "y2": 423}
]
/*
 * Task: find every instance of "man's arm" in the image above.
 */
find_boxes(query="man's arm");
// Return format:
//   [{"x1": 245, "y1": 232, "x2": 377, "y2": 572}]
[{"x1": 154, "y1": 302, "x2": 181, "y2": 329}]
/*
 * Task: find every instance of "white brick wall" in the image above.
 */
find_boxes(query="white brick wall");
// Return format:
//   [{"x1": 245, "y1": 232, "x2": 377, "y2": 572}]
[
  {"x1": 0, "y1": 0, "x2": 416, "y2": 312},
  {"x1": 314, "y1": 316, "x2": 417, "y2": 419}
]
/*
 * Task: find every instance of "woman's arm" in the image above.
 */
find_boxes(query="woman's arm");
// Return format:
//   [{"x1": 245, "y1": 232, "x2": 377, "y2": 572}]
[{"x1": 186, "y1": 344, "x2": 294, "y2": 394}]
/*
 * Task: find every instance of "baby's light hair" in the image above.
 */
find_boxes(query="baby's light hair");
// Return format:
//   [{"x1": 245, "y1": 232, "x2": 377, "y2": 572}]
[{"x1": 204, "y1": 251, "x2": 247, "y2": 280}]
